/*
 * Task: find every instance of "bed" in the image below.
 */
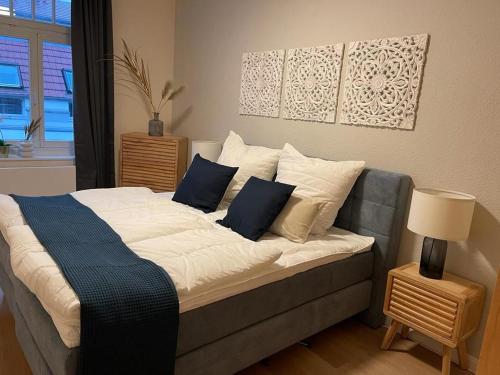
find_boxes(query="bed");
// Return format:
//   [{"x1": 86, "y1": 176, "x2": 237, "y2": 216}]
[{"x1": 0, "y1": 168, "x2": 410, "y2": 375}]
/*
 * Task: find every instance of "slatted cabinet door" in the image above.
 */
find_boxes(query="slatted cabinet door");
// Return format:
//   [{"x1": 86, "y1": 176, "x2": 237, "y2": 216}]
[
  {"x1": 120, "y1": 133, "x2": 188, "y2": 192},
  {"x1": 388, "y1": 276, "x2": 458, "y2": 345}
]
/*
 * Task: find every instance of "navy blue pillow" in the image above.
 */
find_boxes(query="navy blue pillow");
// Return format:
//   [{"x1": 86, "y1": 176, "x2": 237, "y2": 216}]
[
  {"x1": 172, "y1": 154, "x2": 238, "y2": 213},
  {"x1": 216, "y1": 176, "x2": 295, "y2": 241}
]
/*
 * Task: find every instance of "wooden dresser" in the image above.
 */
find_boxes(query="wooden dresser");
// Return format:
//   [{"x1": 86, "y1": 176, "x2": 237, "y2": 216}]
[
  {"x1": 381, "y1": 263, "x2": 485, "y2": 375},
  {"x1": 120, "y1": 132, "x2": 187, "y2": 192}
]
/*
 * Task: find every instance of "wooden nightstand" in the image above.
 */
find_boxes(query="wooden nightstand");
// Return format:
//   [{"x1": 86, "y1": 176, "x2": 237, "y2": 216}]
[
  {"x1": 381, "y1": 262, "x2": 485, "y2": 375},
  {"x1": 120, "y1": 132, "x2": 188, "y2": 192}
]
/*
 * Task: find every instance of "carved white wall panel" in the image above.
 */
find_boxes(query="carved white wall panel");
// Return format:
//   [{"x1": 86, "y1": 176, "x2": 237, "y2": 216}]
[
  {"x1": 283, "y1": 44, "x2": 344, "y2": 123},
  {"x1": 239, "y1": 50, "x2": 285, "y2": 117},
  {"x1": 341, "y1": 34, "x2": 429, "y2": 129}
]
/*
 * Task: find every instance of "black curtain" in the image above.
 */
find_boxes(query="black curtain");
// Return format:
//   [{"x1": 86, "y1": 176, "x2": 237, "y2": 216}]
[{"x1": 72, "y1": 0, "x2": 115, "y2": 190}]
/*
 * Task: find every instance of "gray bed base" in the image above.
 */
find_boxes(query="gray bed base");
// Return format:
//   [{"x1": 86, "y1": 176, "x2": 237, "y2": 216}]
[{"x1": 0, "y1": 168, "x2": 411, "y2": 375}]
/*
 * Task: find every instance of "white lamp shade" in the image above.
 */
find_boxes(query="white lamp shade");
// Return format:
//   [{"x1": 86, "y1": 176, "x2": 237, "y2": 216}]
[
  {"x1": 191, "y1": 140, "x2": 222, "y2": 162},
  {"x1": 407, "y1": 188, "x2": 476, "y2": 241}
]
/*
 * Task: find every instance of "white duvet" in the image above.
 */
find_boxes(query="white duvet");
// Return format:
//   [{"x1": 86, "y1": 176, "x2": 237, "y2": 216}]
[{"x1": 0, "y1": 188, "x2": 374, "y2": 348}]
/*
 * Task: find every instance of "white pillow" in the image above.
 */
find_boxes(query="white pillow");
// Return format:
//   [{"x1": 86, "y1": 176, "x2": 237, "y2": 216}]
[
  {"x1": 276, "y1": 143, "x2": 365, "y2": 235},
  {"x1": 217, "y1": 131, "x2": 281, "y2": 201}
]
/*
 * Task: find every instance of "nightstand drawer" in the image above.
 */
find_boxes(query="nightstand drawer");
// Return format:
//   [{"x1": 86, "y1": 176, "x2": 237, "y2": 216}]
[
  {"x1": 121, "y1": 169, "x2": 176, "y2": 191},
  {"x1": 388, "y1": 277, "x2": 458, "y2": 339},
  {"x1": 122, "y1": 143, "x2": 179, "y2": 162}
]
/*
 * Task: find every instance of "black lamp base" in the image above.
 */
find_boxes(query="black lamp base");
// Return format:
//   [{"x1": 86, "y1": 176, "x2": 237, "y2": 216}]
[{"x1": 419, "y1": 237, "x2": 448, "y2": 279}]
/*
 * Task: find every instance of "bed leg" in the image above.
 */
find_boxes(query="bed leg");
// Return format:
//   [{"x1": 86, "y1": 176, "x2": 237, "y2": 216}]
[{"x1": 299, "y1": 339, "x2": 312, "y2": 348}]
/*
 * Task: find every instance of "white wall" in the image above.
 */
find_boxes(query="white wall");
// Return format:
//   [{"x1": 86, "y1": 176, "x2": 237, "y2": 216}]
[
  {"x1": 0, "y1": 165, "x2": 76, "y2": 195},
  {"x1": 173, "y1": 0, "x2": 500, "y2": 361},
  {"x1": 112, "y1": 0, "x2": 177, "y2": 181}
]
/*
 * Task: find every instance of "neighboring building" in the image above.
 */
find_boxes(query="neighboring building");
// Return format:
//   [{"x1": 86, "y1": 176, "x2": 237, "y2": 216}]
[{"x1": 0, "y1": 35, "x2": 73, "y2": 140}]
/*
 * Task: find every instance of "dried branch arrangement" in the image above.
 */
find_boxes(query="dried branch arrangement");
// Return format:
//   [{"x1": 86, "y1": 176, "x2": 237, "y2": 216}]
[
  {"x1": 114, "y1": 40, "x2": 184, "y2": 116},
  {"x1": 24, "y1": 117, "x2": 42, "y2": 141}
]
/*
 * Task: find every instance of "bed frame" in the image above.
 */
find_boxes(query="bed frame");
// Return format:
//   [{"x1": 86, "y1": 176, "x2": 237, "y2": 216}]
[{"x1": 0, "y1": 168, "x2": 411, "y2": 375}]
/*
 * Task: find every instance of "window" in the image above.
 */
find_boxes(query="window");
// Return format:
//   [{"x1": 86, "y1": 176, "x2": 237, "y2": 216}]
[
  {"x1": 62, "y1": 69, "x2": 72, "y2": 93},
  {"x1": 0, "y1": 0, "x2": 73, "y2": 150},
  {"x1": 35, "y1": 0, "x2": 53, "y2": 23},
  {"x1": 1, "y1": 0, "x2": 71, "y2": 26},
  {"x1": 0, "y1": 63, "x2": 23, "y2": 88},
  {"x1": 43, "y1": 41, "x2": 72, "y2": 141},
  {"x1": 0, "y1": 97, "x2": 23, "y2": 114},
  {"x1": 13, "y1": 0, "x2": 32, "y2": 20},
  {"x1": 0, "y1": 35, "x2": 30, "y2": 140},
  {"x1": 55, "y1": 0, "x2": 71, "y2": 26},
  {"x1": 0, "y1": 1, "x2": 9, "y2": 16}
]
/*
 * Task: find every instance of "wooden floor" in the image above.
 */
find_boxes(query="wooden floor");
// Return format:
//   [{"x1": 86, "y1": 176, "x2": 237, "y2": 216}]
[
  {"x1": 0, "y1": 288, "x2": 31, "y2": 375},
  {"x1": 0, "y1": 288, "x2": 471, "y2": 375},
  {"x1": 240, "y1": 321, "x2": 472, "y2": 375}
]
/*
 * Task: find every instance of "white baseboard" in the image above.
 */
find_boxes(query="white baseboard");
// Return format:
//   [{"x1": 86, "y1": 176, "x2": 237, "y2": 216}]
[{"x1": 383, "y1": 321, "x2": 478, "y2": 373}]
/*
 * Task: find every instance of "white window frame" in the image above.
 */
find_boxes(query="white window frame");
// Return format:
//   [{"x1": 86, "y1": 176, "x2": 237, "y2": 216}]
[{"x1": 0, "y1": 14, "x2": 73, "y2": 157}]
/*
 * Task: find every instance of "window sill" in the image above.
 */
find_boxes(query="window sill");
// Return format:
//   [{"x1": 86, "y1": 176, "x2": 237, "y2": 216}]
[{"x1": 0, "y1": 155, "x2": 74, "y2": 168}]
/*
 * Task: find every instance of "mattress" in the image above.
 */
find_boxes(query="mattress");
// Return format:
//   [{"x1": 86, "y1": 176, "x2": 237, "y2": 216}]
[
  {"x1": 0, "y1": 188, "x2": 373, "y2": 349},
  {"x1": 0, "y1": 236, "x2": 374, "y2": 375}
]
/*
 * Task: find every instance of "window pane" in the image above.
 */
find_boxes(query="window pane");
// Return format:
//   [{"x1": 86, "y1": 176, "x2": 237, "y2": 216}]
[
  {"x1": 0, "y1": 0, "x2": 10, "y2": 16},
  {"x1": 35, "y1": 0, "x2": 53, "y2": 23},
  {"x1": 42, "y1": 41, "x2": 73, "y2": 141},
  {"x1": 62, "y1": 69, "x2": 72, "y2": 93},
  {"x1": 0, "y1": 64, "x2": 23, "y2": 88},
  {"x1": 13, "y1": 0, "x2": 33, "y2": 20},
  {"x1": 55, "y1": 0, "x2": 71, "y2": 26},
  {"x1": 0, "y1": 36, "x2": 30, "y2": 141}
]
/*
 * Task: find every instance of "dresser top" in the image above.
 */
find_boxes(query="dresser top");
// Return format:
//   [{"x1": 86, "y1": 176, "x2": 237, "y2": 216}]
[
  {"x1": 122, "y1": 132, "x2": 187, "y2": 141},
  {"x1": 390, "y1": 262, "x2": 484, "y2": 300}
]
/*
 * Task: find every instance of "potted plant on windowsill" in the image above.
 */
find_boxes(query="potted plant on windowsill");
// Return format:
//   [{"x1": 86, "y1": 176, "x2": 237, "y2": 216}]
[
  {"x1": 21, "y1": 117, "x2": 41, "y2": 158},
  {"x1": 0, "y1": 129, "x2": 11, "y2": 158}
]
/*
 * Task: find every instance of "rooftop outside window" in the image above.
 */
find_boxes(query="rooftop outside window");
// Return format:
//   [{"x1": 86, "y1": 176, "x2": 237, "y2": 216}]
[{"x1": 0, "y1": 63, "x2": 23, "y2": 88}]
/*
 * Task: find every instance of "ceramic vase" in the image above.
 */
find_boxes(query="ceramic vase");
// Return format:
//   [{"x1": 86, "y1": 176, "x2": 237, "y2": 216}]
[
  {"x1": 20, "y1": 141, "x2": 33, "y2": 158},
  {"x1": 148, "y1": 112, "x2": 164, "y2": 136}
]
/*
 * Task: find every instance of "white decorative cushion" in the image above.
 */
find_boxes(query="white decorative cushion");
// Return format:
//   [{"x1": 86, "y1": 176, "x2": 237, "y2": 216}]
[
  {"x1": 276, "y1": 143, "x2": 365, "y2": 235},
  {"x1": 217, "y1": 131, "x2": 281, "y2": 201}
]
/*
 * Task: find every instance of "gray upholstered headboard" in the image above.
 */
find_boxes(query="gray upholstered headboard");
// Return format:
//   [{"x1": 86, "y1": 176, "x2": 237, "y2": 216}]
[{"x1": 334, "y1": 168, "x2": 411, "y2": 328}]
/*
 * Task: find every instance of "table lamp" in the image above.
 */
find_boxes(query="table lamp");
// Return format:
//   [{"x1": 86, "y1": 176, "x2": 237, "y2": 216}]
[
  {"x1": 407, "y1": 188, "x2": 476, "y2": 279},
  {"x1": 191, "y1": 140, "x2": 222, "y2": 162}
]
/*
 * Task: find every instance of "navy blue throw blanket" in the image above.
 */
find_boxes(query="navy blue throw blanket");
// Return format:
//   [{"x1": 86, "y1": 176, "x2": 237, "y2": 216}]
[{"x1": 12, "y1": 194, "x2": 179, "y2": 375}]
